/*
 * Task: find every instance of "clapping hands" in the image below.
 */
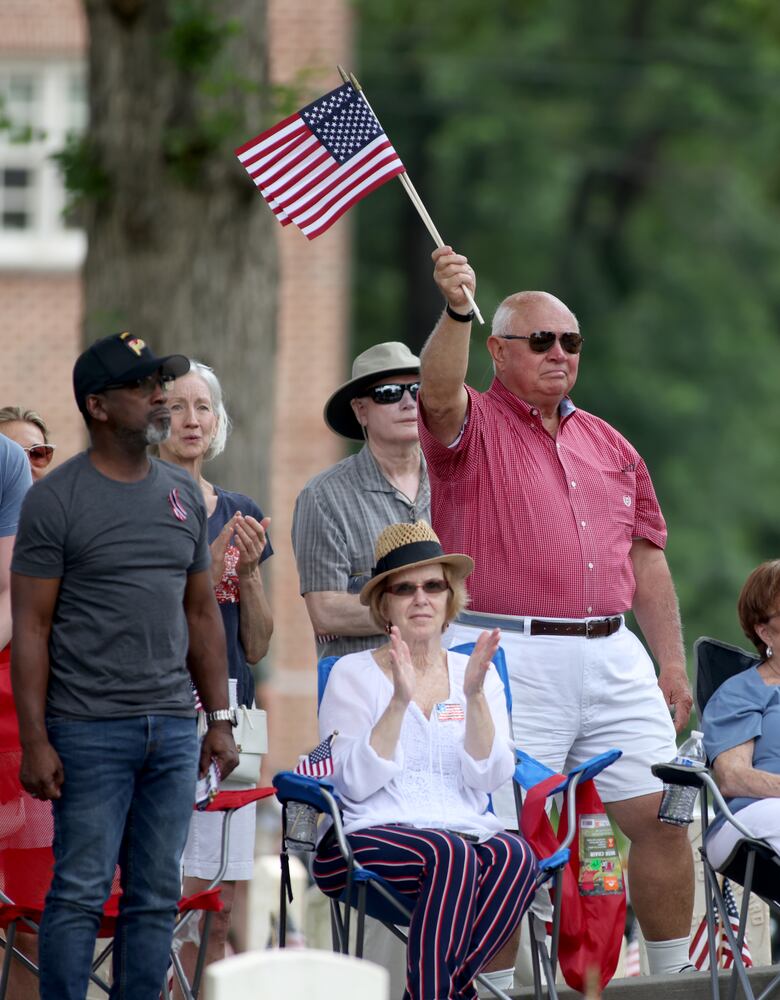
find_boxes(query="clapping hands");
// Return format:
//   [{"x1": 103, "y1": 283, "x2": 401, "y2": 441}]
[{"x1": 463, "y1": 628, "x2": 501, "y2": 699}]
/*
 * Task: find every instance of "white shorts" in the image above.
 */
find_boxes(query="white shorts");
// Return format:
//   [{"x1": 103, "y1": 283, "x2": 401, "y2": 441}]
[
  {"x1": 181, "y1": 795, "x2": 257, "y2": 881},
  {"x1": 445, "y1": 617, "x2": 677, "y2": 827},
  {"x1": 182, "y1": 678, "x2": 257, "y2": 881},
  {"x1": 706, "y1": 799, "x2": 780, "y2": 871}
]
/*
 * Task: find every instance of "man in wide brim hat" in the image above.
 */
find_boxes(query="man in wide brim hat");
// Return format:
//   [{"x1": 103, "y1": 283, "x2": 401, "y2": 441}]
[
  {"x1": 323, "y1": 341, "x2": 421, "y2": 441},
  {"x1": 292, "y1": 339, "x2": 431, "y2": 659}
]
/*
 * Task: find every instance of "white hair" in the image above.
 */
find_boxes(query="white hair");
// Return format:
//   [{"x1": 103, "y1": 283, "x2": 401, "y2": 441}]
[{"x1": 188, "y1": 360, "x2": 232, "y2": 460}]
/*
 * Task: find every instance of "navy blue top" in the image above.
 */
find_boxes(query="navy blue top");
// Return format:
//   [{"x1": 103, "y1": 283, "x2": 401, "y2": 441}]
[
  {"x1": 702, "y1": 666, "x2": 780, "y2": 837},
  {"x1": 208, "y1": 487, "x2": 273, "y2": 708}
]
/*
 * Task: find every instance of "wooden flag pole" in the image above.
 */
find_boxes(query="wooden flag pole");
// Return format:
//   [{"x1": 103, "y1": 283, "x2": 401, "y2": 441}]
[{"x1": 337, "y1": 66, "x2": 484, "y2": 325}]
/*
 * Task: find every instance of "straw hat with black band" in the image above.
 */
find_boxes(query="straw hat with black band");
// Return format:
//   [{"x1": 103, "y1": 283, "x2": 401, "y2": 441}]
[
  {"x1": 324, "y1": 341, "x2": 420, "y2": 441},
  {"x1": 359, "y1": 521, "x2": 474, "y2": 606}
]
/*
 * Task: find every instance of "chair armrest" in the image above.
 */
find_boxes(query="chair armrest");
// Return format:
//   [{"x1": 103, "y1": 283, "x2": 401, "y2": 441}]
[
  {"x1": 651, "y1": 762, "x2": 707, "y2": 788},
  {"x1": 651, "y1": 764, "x2": 758, "y2": 842}
]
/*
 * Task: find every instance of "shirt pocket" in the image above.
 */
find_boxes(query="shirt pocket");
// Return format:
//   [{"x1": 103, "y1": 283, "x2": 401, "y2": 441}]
[{"x1": 599, "y1": 466, "x2": 637, "y2": 527}]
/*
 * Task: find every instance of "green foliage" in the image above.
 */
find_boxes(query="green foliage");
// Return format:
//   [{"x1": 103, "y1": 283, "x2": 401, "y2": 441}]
[
  {"x1": 51, "y1": 133, "x2": 110, "y2": 213},
  {"x1": 352, "y1": 0, "x2": 780, "y2": 697},
  {"x1": 160, "y1": 0, "x2": 239, "y2": 73}
]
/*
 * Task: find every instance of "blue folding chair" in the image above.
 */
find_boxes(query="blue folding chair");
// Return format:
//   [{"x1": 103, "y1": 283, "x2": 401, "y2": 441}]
[{"x1": 276, "y1": 646, "x2": 621, "y2": 1000}]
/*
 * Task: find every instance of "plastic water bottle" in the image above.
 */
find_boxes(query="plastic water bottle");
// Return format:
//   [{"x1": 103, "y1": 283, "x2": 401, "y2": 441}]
[{"x1": 658, "y1": 730, "x2": 706, "y2": 825}]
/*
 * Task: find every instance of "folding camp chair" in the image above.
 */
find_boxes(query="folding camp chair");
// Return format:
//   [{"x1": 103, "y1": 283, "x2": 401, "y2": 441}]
[
  {"x1": 275, "y1": 646, "x2": 624, "y2": 1000},
  {"x1": 652, "y1": 636, "x2": 780, "y2": 1000},
  {"x1": 0, "y1": 752, "x2": 275, "y2": 1000}
]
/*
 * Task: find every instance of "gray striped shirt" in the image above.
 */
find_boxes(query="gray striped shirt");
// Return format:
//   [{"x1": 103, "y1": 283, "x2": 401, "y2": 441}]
[{"x1": 291, "y1": 444, "x2": 431, "y2": 659}]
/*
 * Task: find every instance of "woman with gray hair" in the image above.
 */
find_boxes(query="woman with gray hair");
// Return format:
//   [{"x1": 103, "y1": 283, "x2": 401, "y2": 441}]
[{"x1": 157, "y1": 361, "x2": 273, "y2": 974}]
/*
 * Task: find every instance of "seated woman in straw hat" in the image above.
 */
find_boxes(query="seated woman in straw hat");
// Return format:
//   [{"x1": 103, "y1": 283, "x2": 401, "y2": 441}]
[{"x1": 312, "y1": 521, "x2": 537, "y2": 1000}]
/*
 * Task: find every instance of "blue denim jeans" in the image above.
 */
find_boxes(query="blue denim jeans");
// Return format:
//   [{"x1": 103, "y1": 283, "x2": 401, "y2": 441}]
[{"x1": 39, "y1": 715, "x2": 198, "y2": 1000}]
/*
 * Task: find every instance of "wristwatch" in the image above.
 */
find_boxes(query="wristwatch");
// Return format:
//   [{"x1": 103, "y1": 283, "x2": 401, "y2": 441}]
[
  {"x1": 446, "y1": 303, "x2": 475, "y2": 323},
  {"x1": 205, "y1": 708, "x2": 237, "y2": 726}
]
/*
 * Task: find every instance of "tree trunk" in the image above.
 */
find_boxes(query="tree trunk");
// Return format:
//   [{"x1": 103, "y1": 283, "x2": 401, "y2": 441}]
[{"x1": 81, "y1": 0, "x2": 277, "y2": 502}]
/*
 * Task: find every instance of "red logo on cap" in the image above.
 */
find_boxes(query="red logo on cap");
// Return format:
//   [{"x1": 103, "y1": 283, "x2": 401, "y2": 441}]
[{"x1": 120, "y1": 331, "x2": 146, "y2": 357}]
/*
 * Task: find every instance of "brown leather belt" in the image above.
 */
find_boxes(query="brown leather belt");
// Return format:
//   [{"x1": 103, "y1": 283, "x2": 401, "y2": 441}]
[{"x1": 529, "y1": 617, "x2": 622, "y2": 639}]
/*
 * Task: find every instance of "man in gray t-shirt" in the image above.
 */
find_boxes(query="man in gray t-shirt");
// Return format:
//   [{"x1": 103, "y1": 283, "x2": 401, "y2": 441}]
[{"x1": 11, "y1": 332, "x2": 238, "y2": 1000}]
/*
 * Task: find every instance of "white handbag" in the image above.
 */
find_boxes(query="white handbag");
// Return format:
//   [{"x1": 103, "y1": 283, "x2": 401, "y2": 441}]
[{"x1": 223, "y1": 706, "x2": 268, "y2": 787}]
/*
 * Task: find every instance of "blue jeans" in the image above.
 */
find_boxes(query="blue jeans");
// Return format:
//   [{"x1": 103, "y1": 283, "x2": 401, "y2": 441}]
[{"x1": 39, "y1": 715, "x2": 198, "y2": 1000}]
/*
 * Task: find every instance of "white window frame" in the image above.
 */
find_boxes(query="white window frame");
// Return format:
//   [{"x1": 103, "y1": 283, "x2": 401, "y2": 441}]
[{"x1": 0, "y1": 57, "x2": 87, "y2": 271}]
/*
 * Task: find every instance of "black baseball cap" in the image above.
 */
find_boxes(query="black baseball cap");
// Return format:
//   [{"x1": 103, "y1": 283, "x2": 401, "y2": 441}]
[{"x1": 73, "y1": 332, "x2": 190, "y2": 417}]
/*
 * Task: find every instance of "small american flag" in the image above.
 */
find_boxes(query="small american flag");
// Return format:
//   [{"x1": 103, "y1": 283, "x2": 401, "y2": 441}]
[
  {"x1": 689, "y1": 911, "x2": 714, "y2": 971},
  {"x1": 689, "y1": 877, "x2": 753, "y2": 971},
  {"x1": 436, "y1": 701, "x2": 465, "y2": 722},
  {"x1": 295, "y1": 732, "x2": 337, "y2": 778},
  {"x1": 720, "y1": 878, "x2": 753, "y2": 970},
  {"x1": 235, "y1": 82, "x2": 405, "y2": 240}
]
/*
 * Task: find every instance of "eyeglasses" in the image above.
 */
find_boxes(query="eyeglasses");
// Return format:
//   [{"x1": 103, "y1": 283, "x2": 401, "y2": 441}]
[
  {"x1": 364, "y1": 382, "x2": 420, "y2": 405},
  {"x1": 499, "y1": 331, "x2": 584, "y2": 354},
  {"x1": 384, "y1": 578, "x2": 450, "y2": 597},
  {"x1": 102, "y1": 373, "x2": 176, "y2": 395},
  {"x1": 23, "y1": 444, "x2": 56, "y2": 467}
]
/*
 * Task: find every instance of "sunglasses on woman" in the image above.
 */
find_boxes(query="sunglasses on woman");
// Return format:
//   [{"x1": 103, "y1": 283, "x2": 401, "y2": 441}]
[
  {"x1": 23, "y1": 444, "x2": 56, "y2": 467},
  {"x1": 499, "y1": 331, "x2": 584, "y2": 354},
  {"x1": 364, "y1": 382, "x2": 421, "y2": 405},
  {"x1": 384, "y1": 578, "x2": 450, "y2": 597}
]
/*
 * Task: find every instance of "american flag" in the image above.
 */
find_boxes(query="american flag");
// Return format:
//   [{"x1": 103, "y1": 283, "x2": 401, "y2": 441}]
[
  {"x1": 720, "y1": 878, "x2": 753, "y2": 970},
  {"x1": 689, "y1": 911, "x2": 715, "y2": 971},
  {"x1": 235, "y1": 82, "x2": 405, "y2": 240},
  {"x1": 689, "y1": 877, "x2": 753, "y2": 971},
  {"x1": 295, "y1": 732, "x2": 336, "y2": 778}
]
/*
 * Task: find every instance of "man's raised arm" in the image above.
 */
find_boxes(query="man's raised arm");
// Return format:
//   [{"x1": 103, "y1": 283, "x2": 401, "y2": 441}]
[{"x1": 419, "y1": 246, "x2": 476, "y2": 445}]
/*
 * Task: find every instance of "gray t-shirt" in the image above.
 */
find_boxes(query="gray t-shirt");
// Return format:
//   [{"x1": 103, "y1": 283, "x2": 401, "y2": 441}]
[
  {"x1": 0, "y1": 435, "x2": 32, "y2": 536},
  {"x1": 12, "y1": 453, "x2": 210, "y2": 719}
]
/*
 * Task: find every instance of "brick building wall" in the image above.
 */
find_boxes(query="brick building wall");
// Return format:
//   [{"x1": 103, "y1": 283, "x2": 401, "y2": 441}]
[
  {"x1": 0, "y1": 1, "x2": 352, "y2": 777},
  {"x1": 264, "y1": 0, "x2": 352, "y2": 776},
  {"x1": 0, "y1": 0, "x2": 87, "y2": 464},
  {"x1": 0, "y1": 273, "x2": 84, "y2": 461}
]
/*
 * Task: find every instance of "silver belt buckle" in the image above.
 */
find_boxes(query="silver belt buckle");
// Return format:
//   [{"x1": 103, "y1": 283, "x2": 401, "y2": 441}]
[{"x1": 585, "y1": 619, "x2": 595, "y2": 638}]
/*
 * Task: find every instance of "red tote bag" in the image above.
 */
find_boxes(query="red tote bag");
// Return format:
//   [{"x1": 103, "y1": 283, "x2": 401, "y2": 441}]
[{"x1": 521, "y1": 769, "x2": 626, "y2": 993}]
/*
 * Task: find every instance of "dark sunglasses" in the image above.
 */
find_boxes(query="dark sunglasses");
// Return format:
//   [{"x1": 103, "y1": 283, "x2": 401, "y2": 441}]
[
  {"x1": 102, "y1": 372, "x2": 176, "y2": 395},
  {"x1": 499, "y1": 331, "x2": 584, "y2": 354},
  {"x1": 384, "y1": 578, "x2": 450, "y2": 597},
  {"x1": 23, "y1": 444, "x2": 56, "y2": 467},
  {"x1": 364, "y1": 382, "x2": 420, "y2": 405}
]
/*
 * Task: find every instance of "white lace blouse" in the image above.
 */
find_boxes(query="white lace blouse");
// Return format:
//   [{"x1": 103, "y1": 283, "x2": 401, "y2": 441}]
[{"x1": 318, "y1": 649, "x2": 515, "y2": 841}]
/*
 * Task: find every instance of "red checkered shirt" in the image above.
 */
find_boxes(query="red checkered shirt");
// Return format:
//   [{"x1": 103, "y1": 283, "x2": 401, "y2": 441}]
[{"x1": 418, "y1": 379, "x2": 666, "y2": 618}]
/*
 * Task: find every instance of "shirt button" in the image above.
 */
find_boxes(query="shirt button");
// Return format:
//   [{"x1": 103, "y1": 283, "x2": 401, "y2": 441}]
[
  {"x1": 588, "y1": 562, "x2": 594, "y2": 570},
  {"x1": 570, "y1": 481, "x2": 576, "y2": 488},
  {"x1": 530, "y1": 408, "x2": 538, "y2": 416},
  {"x1": 580, "y1": 521, "x2": 586, "y2": 528},
  {"x1": 587, "y1": 606, "x2": 593, "y2": 614}
]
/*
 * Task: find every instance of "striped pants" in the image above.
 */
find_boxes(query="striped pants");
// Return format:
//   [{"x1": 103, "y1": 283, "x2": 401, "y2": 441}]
[{"x1": 313, "y1": 825, "x2": 537, "y2": 1000}]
